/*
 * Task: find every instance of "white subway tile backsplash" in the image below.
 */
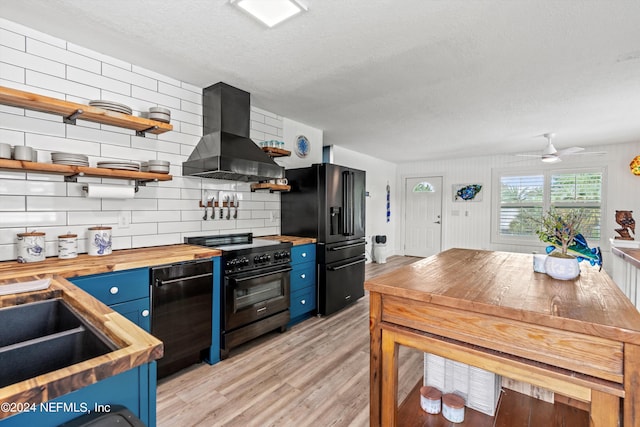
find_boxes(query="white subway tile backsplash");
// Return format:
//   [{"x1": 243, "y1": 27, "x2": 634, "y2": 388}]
[
  {"x1": 66, "y1": 125, "x2": 130, "y2": 148},
  {"x1": 100, "y1": 144, "x2": 156, "y2": 162},
  {"x1": 0, "y1": 62, "x2": 24, "y2": 83},
  {"x1": 180, "y1": 82, "x2": 202, "y2": 96},
  {"x1": 27, "y1": 196, "x2": 101, "y2": 212},
  {"x1": 170, "y1": 109, "x2": 201, "y2": 126},
  {"x1": 0, "y1": 128, "x2": 24, "y2": 145},
  {"x1": 0, "y1": 28, "x2": 25, "y2": 50},
  {"x1": 131, "y1": 65, "x2": 181, "y2": 86},
  {"x1": 0, "y1": 18, "x2": 65, "y2": 48},
  {"x1": 27, "y1": 70, "x2": 100, "y2": 99},
  {"x1": 0, "y1": 195, "x2": 25, "y2": 211},
  {"x1": 0, "y1": 111, "x2": 65, "y2": 136},
  {"x1": 158, "y1": 221, "x2": 201, "y2": 234},
  {"x1": 132, "y1": 233, "x2": 181, "y2": 248},
  {"x1": 131, "y1": 135, "x2": 180, "y2": 155},
  {"x1": 181, "y1": 100, "x2": 202, "y2": 116},
  {"x1": 157, "y1": 199, "x2": 196, "y2": 211},
  {"x1": 132, "y1": 86, "x2": 180, "y2": 109},
  {"x1": 67, "y1": 210, "x2": 120, "y2": 226},
  {"x1": 27, "y1": 39, "x2": 100, "y2": 74},
  {"x1": 252, "y1": 120, "x2": 278, "y2": 135},
  {"x1": 67, "y1": 43, "x2": 131, "y2": 70},
  {"x1": 101, "y1": 198, "x2": 158, "y2": 211},
  {"x1": 0, "y1": 179, "x2": 67, "y2": 196},
  {"x1": 0, "y1": 19, "x2": 291, "y2": 261},
  {"x1": 0, "y1": 211, "x2": 67, "y2": 227},
  {"x1": 67, "y1": 67, "x2": 130, "y2": 96},
  {"x1": 0, "y1": 45, "x2": 65, "y2": 77},
  {"x1": 158, "y1": 82, "x2": 201, "y2": 104},
  {"x1": 102, "y1": 63, "x2": 156, "y2": 90},
  {"x1": 132, "y1": 210, "x2": 181, "y2": 223},
  {"x1": 179, "y1": 122, "x2": 203, "y2": 137},
  {"x1": 0, "y1": 105, "x2": 21, "y2": 117}
]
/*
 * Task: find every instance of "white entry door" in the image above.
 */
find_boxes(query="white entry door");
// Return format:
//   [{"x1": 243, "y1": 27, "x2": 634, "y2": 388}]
[{"x1": 404, "y1": 176, "x2": 443, "y2": 257}]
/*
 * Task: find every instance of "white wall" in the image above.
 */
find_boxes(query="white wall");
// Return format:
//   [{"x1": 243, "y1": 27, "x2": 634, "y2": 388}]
[
  {"x1": 396, "y1": 140, "x2": 640, "y2": 275},
  {"x1": 0, "y1": 18, "x2": 322, "y2": 261},
  {"x1": 330, "y1": 145, "x2": 397, "y2": 262},
  {"x1": 277, "y1": 117, "x2": 323, "y2": 169}
]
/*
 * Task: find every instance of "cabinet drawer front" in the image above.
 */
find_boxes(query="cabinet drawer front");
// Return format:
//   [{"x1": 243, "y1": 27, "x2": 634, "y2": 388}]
[
  {"x1": 290, "y1": 263, "x2": 316, "y2": 292},
  {"x1": 291, "y1": 244, "x2": 316, "y2": 265},
  {"x1": 69, "y1": 268, "x2": 149, "y2": 305},
  {"x1": 290, "y1": 287, "x2": 316, "y2": 318}
]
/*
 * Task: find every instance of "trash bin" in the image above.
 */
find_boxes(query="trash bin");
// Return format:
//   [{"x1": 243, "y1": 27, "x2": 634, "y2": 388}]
[{"x1": 372, "y1": 235, "x2": 387, "y2": 264}]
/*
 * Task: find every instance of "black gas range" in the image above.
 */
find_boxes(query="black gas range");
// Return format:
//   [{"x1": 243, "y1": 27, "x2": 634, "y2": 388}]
[{"x1": 185, "y1": 233, "x2": 292, "y2": 358}]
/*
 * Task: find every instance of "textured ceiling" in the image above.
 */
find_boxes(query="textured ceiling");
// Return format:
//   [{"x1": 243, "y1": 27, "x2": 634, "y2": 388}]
[{"x1": 3, "y1": 0, "x2": 640, "y2": 163}]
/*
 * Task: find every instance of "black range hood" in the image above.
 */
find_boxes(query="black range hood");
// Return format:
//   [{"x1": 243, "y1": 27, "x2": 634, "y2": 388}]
[{"x1": 182, "y1": 82, "x2": 284, "y2": 182}]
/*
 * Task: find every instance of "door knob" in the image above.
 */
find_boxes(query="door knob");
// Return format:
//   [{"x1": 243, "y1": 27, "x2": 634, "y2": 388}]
[{"x1": 434, "y1": 221, "x2": 441, "y2": 224}]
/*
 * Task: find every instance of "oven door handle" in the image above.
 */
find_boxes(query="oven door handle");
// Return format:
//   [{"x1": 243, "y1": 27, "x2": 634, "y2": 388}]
[
  {"x1": 329, "y1": 242, "x2": 364, "y2": 251},
  {"x1": 154, "y1": 272, "x2": 213, "y2": 287},
  {"x1": 327, "y1": 258, "x2": 366, "y2": 271},
  {"x1": 231, "y1": 266, "x2": 292, "y2": 282}
]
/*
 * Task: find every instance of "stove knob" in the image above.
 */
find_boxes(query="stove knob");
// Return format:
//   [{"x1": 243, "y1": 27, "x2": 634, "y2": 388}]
[
  {"x1": 274, "y1": 252, "x2": 281, "y2": 260},
  {"x1": 254, "y1": 256, "x2": 261, "y2": 263},
  {"x1": 266, "y1": 254, "x2": 271, "y2": 261},
  {"x1": 241, "y1": 257, "x2": 249, "y2": 266}
]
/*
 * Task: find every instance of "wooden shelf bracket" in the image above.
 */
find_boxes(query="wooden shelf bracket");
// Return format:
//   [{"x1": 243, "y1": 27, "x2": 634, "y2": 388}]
[{"x1": 64, "y1": 172, "x2": 85, "y2": 183}]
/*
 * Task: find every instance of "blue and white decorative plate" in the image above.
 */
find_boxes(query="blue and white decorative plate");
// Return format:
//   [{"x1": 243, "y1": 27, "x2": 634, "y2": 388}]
[{"x1": 295, "y1": 135, "x2": 310, "y2": 158}]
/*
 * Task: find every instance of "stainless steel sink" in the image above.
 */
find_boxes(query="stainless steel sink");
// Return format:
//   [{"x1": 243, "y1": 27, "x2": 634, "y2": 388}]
[{"x1": 0, "y1": 298, "x2": 117, "y2": 388}]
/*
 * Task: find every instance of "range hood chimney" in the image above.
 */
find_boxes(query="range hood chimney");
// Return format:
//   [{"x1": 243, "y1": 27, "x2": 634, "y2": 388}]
[{"x1": 182, "y1": 82, "x2": 284, "y2": 181}]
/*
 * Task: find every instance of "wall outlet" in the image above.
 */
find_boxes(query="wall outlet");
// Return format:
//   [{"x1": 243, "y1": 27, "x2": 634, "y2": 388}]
[{"x1": 118, "y1": 213, "x2": 130, "y2": 228}]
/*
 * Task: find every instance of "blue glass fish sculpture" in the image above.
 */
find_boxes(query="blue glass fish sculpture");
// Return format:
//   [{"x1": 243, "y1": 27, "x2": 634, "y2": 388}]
[
  {"x1": 542, "y1": 233, "x2": 602, "y2": 269},
  {"x1": 455, "y1": 184, "x2": 482, "y2": 201}
]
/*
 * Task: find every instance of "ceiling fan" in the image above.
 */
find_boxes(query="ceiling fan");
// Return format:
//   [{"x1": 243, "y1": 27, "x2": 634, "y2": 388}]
[{"x1": 516, "y1": 133, "x2": 605, "y2": 163}]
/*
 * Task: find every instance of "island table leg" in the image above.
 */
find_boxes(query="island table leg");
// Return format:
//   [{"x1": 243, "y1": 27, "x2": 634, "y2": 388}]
[
  {"x1": 369, "y1": 292, "x2": 382, "y2": 427},
  {"x1": 624, "y1": 343, "x2": 640, "y2": 427}
]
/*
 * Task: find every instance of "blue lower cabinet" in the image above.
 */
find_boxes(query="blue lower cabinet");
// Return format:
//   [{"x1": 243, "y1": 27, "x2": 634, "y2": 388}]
[
  {"x1": 110, "y1": 298, "x2": 151, "y2": 332},
  {"x1": 67, "y1": 268, "x2": 156, "y2": 426},
  {"x1": 0, "y1": 368, "x2": 144, "y2": 427},
  {"x1": 204, "y1": 256, "x2": 221, "y2": 365},
  {"x1": 288, "y1": 244, "x2": 317, "y2": 327}
]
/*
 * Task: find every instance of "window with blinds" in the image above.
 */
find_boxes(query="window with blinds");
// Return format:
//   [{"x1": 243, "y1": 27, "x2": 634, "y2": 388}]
[{"x1": 496, "y1": 169, "x2": 603, "y2": 242}]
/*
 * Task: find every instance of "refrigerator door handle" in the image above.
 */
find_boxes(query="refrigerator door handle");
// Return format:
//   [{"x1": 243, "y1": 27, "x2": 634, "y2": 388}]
[
  {"x1": 342, "y1": 170, "x2": 355, "y2": 236},
  {"x1": 327, "y1": 257, "x2": 366, "y2": 271}
]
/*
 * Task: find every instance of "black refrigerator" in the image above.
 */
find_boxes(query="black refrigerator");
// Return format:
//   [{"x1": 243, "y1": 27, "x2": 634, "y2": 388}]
[{"x1": 281, "y1": 163, "x2": 366, "y2": 316}]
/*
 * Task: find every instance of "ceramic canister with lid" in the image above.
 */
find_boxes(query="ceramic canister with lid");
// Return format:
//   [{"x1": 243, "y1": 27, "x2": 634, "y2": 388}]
[
  {"x1": 419, "y1": 386, "x2": 442, "y2": 414},
  {"x1": 58, "y1": 233, "x2": 78, "y2": 259},
  {"x1": 16, "y1": 231, "x2": 46, "y2": 263},
  {"x1": 88, "y1": 226, "x2": 112, "y2": 256},
  {"x1": 442, "y1": 393, "x2": 465, "y2": 423}
]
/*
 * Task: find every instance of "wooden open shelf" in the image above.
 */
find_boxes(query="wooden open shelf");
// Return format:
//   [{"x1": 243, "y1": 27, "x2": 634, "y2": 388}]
[
  {"x1": 0, "y1": 86, "x2": 172, "y2": 136},
  {"x1": 250, "y1": 183, "x2": 291, "y2": 192},
  {"x1": 398, "y1": 380, "x2": 589, "y2": 427},
  {"x1": 0, "y1": 159, "x2": 172, "y2": 183},
  {"x1": 261, "y1": 147, "x2": 291, "y2": 157}
]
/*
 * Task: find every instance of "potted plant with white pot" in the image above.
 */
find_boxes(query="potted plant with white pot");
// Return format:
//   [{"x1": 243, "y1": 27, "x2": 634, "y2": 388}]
[{"x1": 534, "y1": 208, "x2": 599, "y2": 280}]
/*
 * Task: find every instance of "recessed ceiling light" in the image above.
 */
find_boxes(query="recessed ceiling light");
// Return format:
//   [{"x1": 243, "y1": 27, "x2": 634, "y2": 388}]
[{"x1": 230, "y1": 0, "x2": 308, "y2": 28}]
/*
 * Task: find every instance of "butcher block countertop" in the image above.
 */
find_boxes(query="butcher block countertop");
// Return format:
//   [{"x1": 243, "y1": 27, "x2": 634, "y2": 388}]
[
  {"x1": 612, "y1": 246, "x2": 640, "y2": 269},
  {"x1": 0, "y1": 244, "x2": 221, "y2": 281},
  {"x1": 261, "y1": 235, "x2": 317, "y2": 245},
  {"x1": 0, "y1": 276, "x2": 163, "y2": 419}
]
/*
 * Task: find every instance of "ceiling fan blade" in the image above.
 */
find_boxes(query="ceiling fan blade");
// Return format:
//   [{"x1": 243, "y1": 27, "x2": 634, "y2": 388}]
[{"x1": 556, "y1": 146, "x2": 584, "y2": 156}]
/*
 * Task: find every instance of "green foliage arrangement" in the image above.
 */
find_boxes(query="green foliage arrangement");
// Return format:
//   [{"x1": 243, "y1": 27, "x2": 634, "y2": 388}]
[{"x1": 534, "y1": 208, "x2": 587, "y2": 257}]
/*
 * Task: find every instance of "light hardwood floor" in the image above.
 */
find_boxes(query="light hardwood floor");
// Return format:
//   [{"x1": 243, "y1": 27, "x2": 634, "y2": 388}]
[{"x1": 157, "y1": 256, "x2": 423, "y2": 427}]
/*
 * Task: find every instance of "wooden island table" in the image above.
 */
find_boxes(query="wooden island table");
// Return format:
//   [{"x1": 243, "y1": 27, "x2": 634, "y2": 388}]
[{"x1": 365, "y1": 248, "x2": 640, "y2": 426}]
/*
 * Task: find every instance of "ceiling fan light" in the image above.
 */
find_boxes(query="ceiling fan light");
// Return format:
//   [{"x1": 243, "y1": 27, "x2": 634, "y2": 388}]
[
  {"x1": 542, "y1": 156, "x2": 560, "y2": 163},
  {"x1": 230, "y1": 0, "x2": 307, "y2": 28}
]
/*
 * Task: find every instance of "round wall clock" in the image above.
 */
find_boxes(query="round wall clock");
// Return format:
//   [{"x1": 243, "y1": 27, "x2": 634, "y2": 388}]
[{"x1": 295, "y1": 135, "x2": 310, "y2": 158}]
